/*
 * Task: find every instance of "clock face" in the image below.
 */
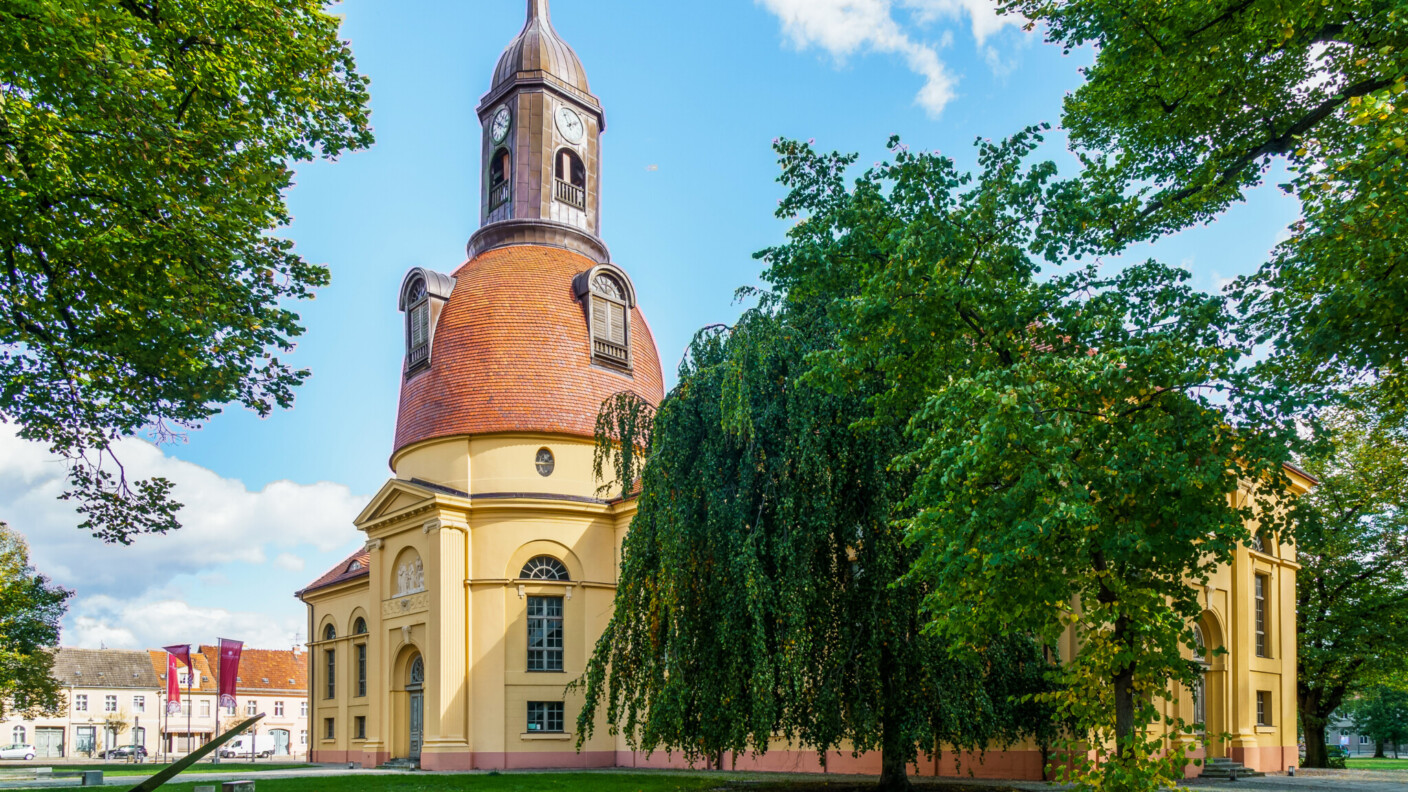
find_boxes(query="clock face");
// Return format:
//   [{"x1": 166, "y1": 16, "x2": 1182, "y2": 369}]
[
  {"x1": 490, "y1": 106, "x2": 512, "y2": 144},
  {"x1": 555, "y1": 106, "x2": 585, "y2": 144}
]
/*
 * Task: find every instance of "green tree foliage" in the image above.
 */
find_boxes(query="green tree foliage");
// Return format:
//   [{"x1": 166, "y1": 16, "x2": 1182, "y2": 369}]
[
  {"x1": 754, "y1": 132, "x2": 1296, "y2": 791},
  {"x1": 577, "y1": 308, "x2": 1059, "y2": 791},
  {"x1": 1000, "y1": 0, "x2": 1408, "y2": 418},
  {"x1": 0, "y1": 0, "x2": 373, "y2": 543},
  {"x1": 1348, "y1": 685, "x2": 1408, "y2": 758},
  {"x1": 0, "y1": 520, "x2": 71, "y2": 719},
  {"x1": 1294, "y1": 399, "x2": 1408, "y2": 767}
]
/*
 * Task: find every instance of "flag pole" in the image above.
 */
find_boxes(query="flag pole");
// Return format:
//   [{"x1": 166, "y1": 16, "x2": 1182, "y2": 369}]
[{"x1": 185, "y1": 661, "x2": 192, "y2": 758}]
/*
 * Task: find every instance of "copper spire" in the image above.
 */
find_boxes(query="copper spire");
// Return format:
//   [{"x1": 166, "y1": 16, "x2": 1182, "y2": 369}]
[{"x1": 526, "y1": 0, "x2": 550, "y2": 24}]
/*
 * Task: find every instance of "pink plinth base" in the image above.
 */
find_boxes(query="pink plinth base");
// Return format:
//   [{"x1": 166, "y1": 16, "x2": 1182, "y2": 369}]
[{"x1": 1229, "y1": 745, "x2": 1298, "y2": 773}]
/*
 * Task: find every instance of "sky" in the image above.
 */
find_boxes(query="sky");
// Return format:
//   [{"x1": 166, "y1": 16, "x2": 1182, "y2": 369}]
[{"x1": 1, "y1": 0, "x2": 1302, "y2": 652}]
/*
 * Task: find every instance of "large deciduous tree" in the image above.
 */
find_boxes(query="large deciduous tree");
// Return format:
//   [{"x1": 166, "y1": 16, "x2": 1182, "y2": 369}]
[
  {"x1": 755, "y1": 132, "x2": 1298, "y2": 791},
  {"x1": 0, "y1": 520, "x2": 71, "y2": 719},
  {"x1": 0, "y1": 0, "x2": 373, "y2": 543},
  {"x1": 1001, "y1": 0, "x2": 1408, "y2": 418},
  {"x1": 577, "y1": 305, "x2": 1059, "y2": 790},
  {"x1": 1348, "y1": 685, "x2": 1408, "y2": 759},
  {"x1": 1294, "y1": 399, "x2": 1408, "y2": 767}
]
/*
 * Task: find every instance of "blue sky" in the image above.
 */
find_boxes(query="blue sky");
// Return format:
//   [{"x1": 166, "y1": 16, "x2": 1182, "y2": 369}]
[{"x1": 0, "y1": 0, "x2": 1301, "y2": 650}]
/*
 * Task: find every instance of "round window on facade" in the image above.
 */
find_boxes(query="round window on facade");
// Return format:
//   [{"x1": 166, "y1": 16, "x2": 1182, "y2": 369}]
[{"x1": 535, "y1": 448, "x2": 555, "y2": 477}]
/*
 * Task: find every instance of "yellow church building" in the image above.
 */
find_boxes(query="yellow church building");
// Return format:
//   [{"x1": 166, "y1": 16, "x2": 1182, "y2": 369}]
[{"x1": 296, "y1": 0, "x2": 1308, "y2": 778}]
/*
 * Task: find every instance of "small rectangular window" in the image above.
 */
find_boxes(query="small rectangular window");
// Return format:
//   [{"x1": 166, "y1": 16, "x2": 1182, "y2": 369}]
[
  {"x1": 275, "y1": 700, "x2": 284, "y2": 717},
  {"x1": 75, "y1": 694, "x2": 87, "y2": 712},
  {"x1": 1254, "y1": 574, "x2": 1269, "y2": 658},
  {"x1": 354, "y1": 716, "x2": 366, "y2": 740},
  {"x1": 133, "y1": 695, "x2": 145, "y2": 713},
  {"x1": 104, "y1": 695, "x2": 117, "y2": 712},
  {"x1": 200, "y1": 700, "x2": 211, "y2": 717},
  {"x1": 527, "y1": 701, "x2": 565, "y2": 733},
  {"x1": 1256, "y1": 691, "x2": 1272, "y2": 726},
  {"x1": 300, "y1": 700, "x2": 308, "y2": 717},
  {"x1": 325, "y1": 648, "x2": 336, "y2": 699},
  {"x1": 527, "y1": 596, "x2": 564, "y2": 672},
  {"x1": 324, "y1": 718, "x2": 335, "y2": 740},
  {"x1": 246, "y1": 699, "x2": 257, "y2": 716},
  {"x1": 300, "y1": 729, "x2": 307, "y2": 745}
]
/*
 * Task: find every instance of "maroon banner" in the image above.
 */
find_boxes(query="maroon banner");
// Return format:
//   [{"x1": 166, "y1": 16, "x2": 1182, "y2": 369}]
[
  {"x1": 165, "y1": 653, "x2": 181, "y2": 714},
  {"x1": 217, "y1": 638, "x2": 243, "y2": 709},
  {"x1": 162, "y1": 644, "x2": 191, "y2": 672}
]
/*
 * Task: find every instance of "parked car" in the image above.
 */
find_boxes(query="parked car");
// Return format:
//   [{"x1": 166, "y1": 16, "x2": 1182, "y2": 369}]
[
  {"x1": 0, "y1": 743, "x2": 37, "y2": 760},
  {"x1": 98, "y1": 745, "x2": 148, "y2": 760}
]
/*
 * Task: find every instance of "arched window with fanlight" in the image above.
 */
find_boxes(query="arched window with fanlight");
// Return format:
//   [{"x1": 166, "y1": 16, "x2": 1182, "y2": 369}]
[
  {"x1": 554, "y1": 148, "x2": 586, "y2": 210},
  {"x1": 520, "y1": 556, "x2": 570, "y2": 581},
  {"x1": 488, "y1": 147, "x2": 511, "y2": 211},
  {"x1": 399, "y1": 268, "x2": 454, "y2": 376},
  {"x1": 1192, "y1": 624, "x2": 1208, "y2": 730},
  {"x1": 590, "y1": 273, "x2": 628, "y2": 366},
  {"x1": 573, "y1": 264, "x2": 636, "y2": 371}
]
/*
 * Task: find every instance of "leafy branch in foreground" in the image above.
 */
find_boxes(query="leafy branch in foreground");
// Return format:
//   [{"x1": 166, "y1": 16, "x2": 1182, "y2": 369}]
[{"x1": 0, "y1": 0, "x2": 373, "y2": 542}]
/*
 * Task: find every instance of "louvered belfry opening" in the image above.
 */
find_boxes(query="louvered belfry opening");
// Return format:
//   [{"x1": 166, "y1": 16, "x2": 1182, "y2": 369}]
[
  {"x1": 405, "y1": 277, "x2": 430, "y2": 371},
  {"x1": 488, "y1": 148, "x2": 511, "y2": 212},
  {"x1": 589, "y1": 272, "x2": 629, "y2": 368}
]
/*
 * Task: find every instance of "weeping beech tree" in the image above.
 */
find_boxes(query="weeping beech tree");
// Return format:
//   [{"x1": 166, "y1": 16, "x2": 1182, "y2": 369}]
[{"x1": 575, "y1": 304, "x2": 1059, "y2": 791}]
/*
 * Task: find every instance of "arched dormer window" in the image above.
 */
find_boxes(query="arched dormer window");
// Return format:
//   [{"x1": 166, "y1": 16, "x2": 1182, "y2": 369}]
[
  {"x1": 399, "y1": 268, "x2": 455, "y2": 376},
  {"x1": 554, "y1": 148, "x2": 586, "y2": 210},
  {"x1": 489, "y1": 147, "x2": 511, "y2": 211},
  {"x1": 323, "y1": 624, "x2": 336, "y2": 641},
  {"x1": 405, "y1": 276, "x2": 429, "y2": 370},
  {"x1": 573, "y1": 264, "x2": 636, "y2": 370},
  {"x1": 519, "y1": 555, "x2": 570, "y2": 581}
]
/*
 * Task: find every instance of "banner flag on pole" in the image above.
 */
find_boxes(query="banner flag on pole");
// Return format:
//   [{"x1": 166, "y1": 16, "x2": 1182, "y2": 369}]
[
  {"x1": 165, "y1": 653, "x2": 181, "y2": 714},
  {"x1": 218, "y1": 638, "x2": 243, "y2": 710},
  {"x1": 162, "y1": 644, "x2": 192, "y2": 670}
]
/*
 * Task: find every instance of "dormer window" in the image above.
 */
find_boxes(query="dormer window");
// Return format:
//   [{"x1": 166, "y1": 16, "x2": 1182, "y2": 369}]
[
  {"x1": 405, "y1": 277, "x2": 429, "y2": 371},
  {"x1": 573, "y1": 264, "x2": 636, "y2": 370},
  {"x1": 554, "y1": 148, "x2": 586, "y2": 210},
  {"x1": 399, "y1": 267, "x2": 455, "y2": 377},
  {"x1": 489, "y1": 147, "x2": 511, "y2": 211}
]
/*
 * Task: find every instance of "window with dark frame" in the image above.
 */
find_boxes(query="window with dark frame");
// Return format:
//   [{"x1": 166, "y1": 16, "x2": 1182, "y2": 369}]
[
  {"x1": 356, "y1": 643, "x2": 367, "y2": 698},
  {"x1": 527, "y1": 596, "x2": 564, "y2": 672},
  {"x1": 324, "y1": 648, "x2": 336, "y2": 699},
  {"x1": 1256, "y1": 691, "x2": 1272, "y2": 726},
  {"x1": 324, "y1": 718, "x2": 335, "y2": 740},
  {"x1": 526, "y1": 701, "x2": 564, "y2": 733},
  {"x1": 1254, "y1": 574, "x2": 1269, "y2": 658},
  {"x1": 354, "y1": 716, "x2": 366, "y2": 740},
  {"x1": 405, "y1": 277, "x2": 430, "y2": 372}
]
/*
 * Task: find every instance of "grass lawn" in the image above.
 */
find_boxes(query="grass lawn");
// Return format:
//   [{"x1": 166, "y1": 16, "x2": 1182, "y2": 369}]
[
  {"x1": 1345, "y1": 756, "x2": 1408, "y2": 770},
  {"x1": 38, "y1": 771, "x2": 726, "y2": 792},
  {"x1": 30, "y1": 762, "x2": 307, "y2": 778},
  {"x1": 31, "y1": 770, "x2": 1017, "y2": 792}
]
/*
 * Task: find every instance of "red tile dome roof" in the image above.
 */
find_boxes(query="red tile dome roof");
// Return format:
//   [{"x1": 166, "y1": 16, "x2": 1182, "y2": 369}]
[{"x1": 392, "y1": 245, "x2": 664, "y2": 462}]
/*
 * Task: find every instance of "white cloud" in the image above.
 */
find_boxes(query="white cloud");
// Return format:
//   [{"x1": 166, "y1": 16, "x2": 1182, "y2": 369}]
[
  {"x1": 67, "y1": 598, "x2": 305, "y2": 653},
  {"x1": 758, "y1": 0, "x2": 1028, "y2": 116},
  {"x1": 0, "y1": 425, "x2": 369, "y2": 650}
]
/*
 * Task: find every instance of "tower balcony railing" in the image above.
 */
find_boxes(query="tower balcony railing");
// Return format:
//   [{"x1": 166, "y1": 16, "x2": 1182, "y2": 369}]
[
  {"x1": 489, "y1": 180, "x2": 511, "y2": 212},
  {"x1": 555, "y1": 179, "x2": 586, "y2": 210}
]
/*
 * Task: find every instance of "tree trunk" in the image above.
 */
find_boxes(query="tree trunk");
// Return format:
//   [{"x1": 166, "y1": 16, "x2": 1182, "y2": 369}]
[
  {"x1": 1373, "y1": 738, "x2": 1385, "y2": 759},
  {"x1": 1302, "y1": 725, "x2": 1328, "y2": 769},
  {"x1": 877, "y1": 639, "x2": 911, "y2": 792}
]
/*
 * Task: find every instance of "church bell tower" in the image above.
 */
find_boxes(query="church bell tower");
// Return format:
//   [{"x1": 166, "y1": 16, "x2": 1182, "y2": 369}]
[{"x1": 470, "y1": 0, "x2": 609, "y2": 264}]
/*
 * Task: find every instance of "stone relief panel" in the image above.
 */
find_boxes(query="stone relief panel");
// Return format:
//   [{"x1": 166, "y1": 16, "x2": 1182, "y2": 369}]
[{"x1": 394, "y1": 554, "x2": 425, "y2": 597}]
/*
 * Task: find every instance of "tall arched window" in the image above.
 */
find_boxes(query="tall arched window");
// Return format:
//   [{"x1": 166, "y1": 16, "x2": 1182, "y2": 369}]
[
  {"x1": 488, "y1": 147, "x2": 511, "y2": 211},
  {"x1": 1192, "y1": 625, "x2": 1208, "y2": 730},
  {"x1": 589, "y1": 272, "x2": 628, "y2": 367},
  {"x1": 554, "y1": 148, "x2": 586, "y2": 209},
  {"x1": 322, "y1": 624, "x2": 336, "y2": 641},
  {"x1": 520, "y1": 556, "x2": 570, "y2": 581}
]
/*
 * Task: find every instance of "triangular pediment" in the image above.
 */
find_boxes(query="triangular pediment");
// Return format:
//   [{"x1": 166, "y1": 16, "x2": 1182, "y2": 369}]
[{"x1": 354, "y1": 479, "x2": 436, "y2": 528}]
